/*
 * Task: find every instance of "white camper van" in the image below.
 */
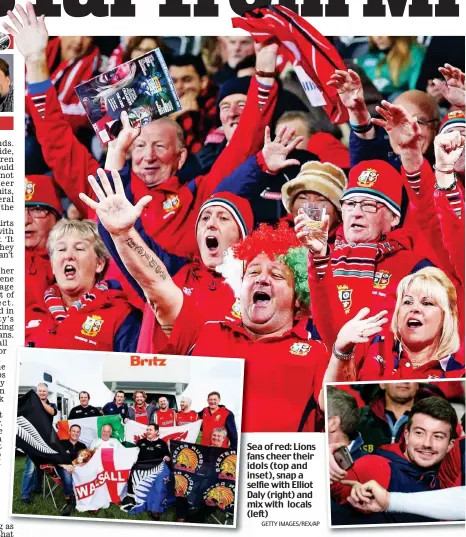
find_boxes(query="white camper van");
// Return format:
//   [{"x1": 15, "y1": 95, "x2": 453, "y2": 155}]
[
  {"x1": 102, "y1": 353, "x2": 190, "y2": 411},
  {"x1": 18, "y1": 361, "x2": 79, "y2": 424}
]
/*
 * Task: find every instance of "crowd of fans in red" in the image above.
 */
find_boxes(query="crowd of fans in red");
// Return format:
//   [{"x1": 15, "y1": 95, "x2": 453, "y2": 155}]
[{"x1": 8, "y1": 1, "x2": 464, "y2": 433}]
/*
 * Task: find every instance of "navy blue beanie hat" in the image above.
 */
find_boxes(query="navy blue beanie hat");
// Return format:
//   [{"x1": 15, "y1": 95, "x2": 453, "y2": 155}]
[{"x1": 217, "y1": 76, "x2": 252, "y2": 105}]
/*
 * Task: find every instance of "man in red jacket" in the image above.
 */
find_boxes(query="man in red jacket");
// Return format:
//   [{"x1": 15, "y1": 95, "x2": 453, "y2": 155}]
[
  {"x1": 9, "y1": 3, "x2": 279, "y2": 258},
  {"x1": 25, "y1": 175, "x2": 61, "y2": 309},
  {"x1": 198, "y1": 392, "x2": 237, "y2": 450}
]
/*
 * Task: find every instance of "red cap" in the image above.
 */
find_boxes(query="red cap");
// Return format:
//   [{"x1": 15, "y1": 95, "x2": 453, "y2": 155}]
[
  {"x1": 196, "y1": 192, "x2": 254, "y2": 239},
  {"x1": 25, "y1": 175, "x2": 62, "y2": 218},
  {"x1": 341, "y1": 160, "x2": 402, "y2": 217}
]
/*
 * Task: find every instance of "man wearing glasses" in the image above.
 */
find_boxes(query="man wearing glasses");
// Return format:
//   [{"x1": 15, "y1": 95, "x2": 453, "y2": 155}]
[
  {"x1": 296, "y1": 158, "x2": 434, "y2": 350},
  {"x1": 25, "y1": 175, "x2": 62, "y2": 308}
]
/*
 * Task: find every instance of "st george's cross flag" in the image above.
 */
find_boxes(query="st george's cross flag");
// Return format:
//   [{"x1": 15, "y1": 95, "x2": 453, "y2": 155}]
[
  {"x1": 16, "y1": 390, "x2": 71, "y2": 465},
  {"x1": 72, "y1": 447, "x2": 139, "y2": 511}
]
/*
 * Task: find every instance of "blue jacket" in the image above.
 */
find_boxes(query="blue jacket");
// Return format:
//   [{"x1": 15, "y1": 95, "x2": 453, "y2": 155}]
[{"x1": 349, "y1": 126, "x2": 401, "y2": 170}]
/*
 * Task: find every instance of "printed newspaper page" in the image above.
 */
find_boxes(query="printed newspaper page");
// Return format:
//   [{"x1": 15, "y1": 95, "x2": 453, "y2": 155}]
[{"x1": 0, "y1": 0, "x2": 465, "y2": 536}]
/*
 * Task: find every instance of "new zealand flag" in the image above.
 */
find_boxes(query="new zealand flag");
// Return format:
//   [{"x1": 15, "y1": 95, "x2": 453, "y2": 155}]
[
  {"x1": 16, "y1": 390, "x2": 72, "y2": 466},
  {"x1": 122, "y1": 460, "x2": 175, "y2": 514}
]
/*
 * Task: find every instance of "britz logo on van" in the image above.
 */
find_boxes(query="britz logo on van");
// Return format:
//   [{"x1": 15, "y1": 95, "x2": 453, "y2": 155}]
[{"x1": 130, "y1": 355, "x2": 167, "y2": 367}]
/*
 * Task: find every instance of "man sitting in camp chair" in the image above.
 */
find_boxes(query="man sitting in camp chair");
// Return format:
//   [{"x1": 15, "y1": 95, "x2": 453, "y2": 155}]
[{"x1": 57, "y1": 424, "x2": 87, "y2": 516}]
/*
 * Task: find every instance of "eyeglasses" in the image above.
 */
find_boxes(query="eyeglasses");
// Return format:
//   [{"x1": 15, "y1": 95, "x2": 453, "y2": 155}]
[
  {"x1": 414, "y1": 116, "x2": 440, "y2": 128},
  {"x1": 341, "y1": 200, "x2": 383, "y2": 214},
  {"x1": 25, "y1": 206, "x2": 51, "y2": 219}
]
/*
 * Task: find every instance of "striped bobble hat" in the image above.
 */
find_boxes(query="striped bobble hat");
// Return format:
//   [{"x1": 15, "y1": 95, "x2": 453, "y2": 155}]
[
  {"x1": 341, "y1": 160, "x2": 402, "y2": 217},
  {"x1": 439, "y1": 110, "x2": 465, "y2": 135},
  {"x1": 196, "y1": 192, "x2": 254, "y2": 240}
]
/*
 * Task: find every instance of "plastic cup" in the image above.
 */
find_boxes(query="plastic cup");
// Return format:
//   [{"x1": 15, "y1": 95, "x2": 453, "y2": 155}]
[{"x1": 302, "y1": 202, "x2": 326, "y2": 229}]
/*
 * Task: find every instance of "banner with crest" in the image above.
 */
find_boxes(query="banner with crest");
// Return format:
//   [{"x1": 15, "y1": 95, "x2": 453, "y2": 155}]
[{"x1": 170, "y1": 440, "x2": 237, "y2": 514}]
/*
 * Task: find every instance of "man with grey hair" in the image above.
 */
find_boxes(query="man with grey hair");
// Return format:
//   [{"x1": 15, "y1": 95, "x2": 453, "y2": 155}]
[
  {"x1": 210, "y1": 428, "x2": 228, "y2": 448},
  {"x1": 0, "y1": 57, "x2": 13, "y2": 112},
  {"x1": 176, "y1": 396, "x2": 198, "y2": 426},
  {"x1": 90, "y1": 424, "x2": 123, "y2": 450},
  {"x1": 20, "y1": 383, "x2": 57, "y2": 504},
  {"x1": 327, "y1": 386, "x2": 365, "y2": 462},
  {"x1": 296, "y1": 157, "x2": 434, "y2": 351}
]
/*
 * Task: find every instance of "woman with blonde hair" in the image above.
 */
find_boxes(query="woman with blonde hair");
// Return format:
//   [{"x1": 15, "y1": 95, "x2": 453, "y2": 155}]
[
  {"x1": 354, "y1": 37, "x2": 425, "y2": 99},
  {"x1": 25, "y1": 219, "x2": 141, "y2": 352},
  {"x1": 324, "y1": 267, "x2": 463, "y2": 382}
]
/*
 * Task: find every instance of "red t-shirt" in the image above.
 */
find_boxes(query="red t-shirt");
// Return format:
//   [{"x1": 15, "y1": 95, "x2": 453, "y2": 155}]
[
  {"x1": 176, "y1": 410, "x2": 199, "y2": 426},
  {"x1": 156, "y1": 409, "x2": 176, "y2": 427}
]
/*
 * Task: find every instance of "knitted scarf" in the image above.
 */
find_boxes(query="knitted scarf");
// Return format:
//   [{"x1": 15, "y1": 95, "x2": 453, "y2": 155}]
[
  {"x1": 232, "y1": 5, "x2": 348, "y2": 124},
  {"x1": 332, "y1": 233, "x2": 405, "y2": 317},
  {"x1": 44, "y1": 281, "x2": 109, "y2": 323}
]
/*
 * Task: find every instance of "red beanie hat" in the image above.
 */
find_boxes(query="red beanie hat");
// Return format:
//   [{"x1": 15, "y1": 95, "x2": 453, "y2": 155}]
[
  {"x1": 341, "y1": 160, "x2": 402, "y2": 217},
  {"x1": 196, "y1": 192, "x2": 254, "y2": 239},
  {"x1": 25, "y1": 175, "x2": 62, "y2": 218}
]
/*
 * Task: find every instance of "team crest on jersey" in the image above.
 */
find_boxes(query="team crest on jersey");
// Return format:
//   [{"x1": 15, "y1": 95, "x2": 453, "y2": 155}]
[
  {"x1": 357, "y1": 168, "x2": 379, "y2": 188},
  {"x1": 231, "y1": 298, "x2": 241, "y2": 319},
  {"x1": 163, "y1": 194, "x2": 180, "y2": 212},
  {"x1": 289, "y1": 342, "x2": 311, "y2": 356},
  {"x1": 183, "y1": 287, "x2": 193, "y2": 296},
  {"x1": 373, "y1": 269, "x2": 392, "y2": 289},
  {"x1": 81, "y1": 315, "x2": 104, "y2": 337},
  {"x1": 337, "y1": 285, "x2": 353, "y2": 314},
  {"x1": 25, "y1": 180, "x2": 35, "y2": 201}
]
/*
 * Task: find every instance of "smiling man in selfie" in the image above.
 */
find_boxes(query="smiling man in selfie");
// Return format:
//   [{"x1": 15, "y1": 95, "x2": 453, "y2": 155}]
[{"x1": 331, "y1": 396, "x2": 458, "y2": 524}]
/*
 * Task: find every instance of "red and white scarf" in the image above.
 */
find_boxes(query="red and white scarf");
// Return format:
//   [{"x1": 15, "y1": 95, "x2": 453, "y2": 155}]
[
  {"x1": 232, "y1": 5, "x2": 348, "y2": 124},
  {"x1": 44, "y1": 281, "x2": 109, "y2": 323},
  {"x1": 331, "y1": 233, "x2": 406, "y2": 316}
]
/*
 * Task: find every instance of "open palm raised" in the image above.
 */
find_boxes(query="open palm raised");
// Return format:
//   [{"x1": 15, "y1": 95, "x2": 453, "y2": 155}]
[{"x1": 79, "y1": 169, "x2": 152, "y2": 236}]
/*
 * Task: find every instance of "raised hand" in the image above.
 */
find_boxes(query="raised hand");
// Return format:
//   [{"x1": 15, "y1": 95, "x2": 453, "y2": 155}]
[
  {"x1": 294, "y1": 208, "x2": 329, "y2": 256},
  {"x1": 261, "y1": 126, "x2": 303, "y2": 173},
  {"x1": 327, "y1": 69, "x2": 365, "y2": 111},
  {"x1": 335, "y1": 308, "x2": 388, "y2": 354},
  {"x1": 434, "y1": 131, "x2": 465, "y2": 178},
  {"x1": 255, "y1": 40, "x2": 279, "y2": 76},
  {"x1": 342, "y1": 480, "x2": 389, "y2": 513},
  {"x1": 434, "y1": 63, "x2": 466, "y2": 109},
  {"x1": 109, "y1": 111, "x2": 142, "y2": 154},
  {"x1": 2, "y1": 1, "x2": 48, "y2": 62},
  {"x1": 372, "y1": 100, "x2": 421, "y2": 150},
  {"x1": 79, "y1": 169, "x2": 152, "y2": 236}
]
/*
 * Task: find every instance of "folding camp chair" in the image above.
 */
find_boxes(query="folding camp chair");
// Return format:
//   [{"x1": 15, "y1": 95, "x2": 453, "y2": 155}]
[{"x1": 40, "y1": 464, "x2": 65, "y2": 512}]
